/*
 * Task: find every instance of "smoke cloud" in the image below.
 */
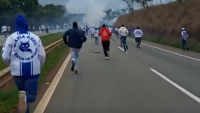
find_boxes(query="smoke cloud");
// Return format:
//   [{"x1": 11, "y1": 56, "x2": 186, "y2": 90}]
[{"x1": 65, "y1": 0, "x2": 126, "y2": 26}]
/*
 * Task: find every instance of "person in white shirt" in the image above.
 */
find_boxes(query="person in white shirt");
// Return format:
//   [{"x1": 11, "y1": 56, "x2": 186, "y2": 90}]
[
  {"x1": 93, "y1": 27, "x2": 99, "y2": 45},
  {"x1": 181, "y1": 28, "x2": 189, "y2": 51},
  {"x1": 133, "y1": 26, "x2": 143, "y2": 48},
  {"x1": 2, "y1": 26, "x2": 7, "y2": 37},
  {"x1": 118, "y1": 24, "x2": 129, "y2": 53},
  {"x1": 1, "y1": 14, "x2": 46, "y2": 113}
]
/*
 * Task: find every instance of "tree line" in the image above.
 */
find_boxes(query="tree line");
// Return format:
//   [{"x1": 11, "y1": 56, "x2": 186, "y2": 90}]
[{"x1": 0, "y1": 0, "x2": 66, "y2": 31}]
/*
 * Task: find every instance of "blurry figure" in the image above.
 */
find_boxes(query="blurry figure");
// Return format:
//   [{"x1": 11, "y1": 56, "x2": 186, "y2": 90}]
[
  {"x1": 118, "y1": 24, "x2": 129, "y2": 53},
  {"x1": 2, "y1": 26, "x2": 7, "y2": 37},
  {"x1": 63, "y1": 22, "x2": 87, "y2": 74},
  {"x1": 94, "y1": 27, "x2": 99, "y2": 45},
  {"x1": 46, "y1": 26, "x2": 49, "y2": 34},
  {"x1": 1, "y1": 14, "x2": 45, "y2": 113},
  {"x1": 181, "y1": 28, "x2": 189, "y2": 51},
  {"x1": 133, "y1": 26, "x2": 143, "y2": 48},
  {"x1": 98, "y1": 24, "x2": 112, "y2": 60}
]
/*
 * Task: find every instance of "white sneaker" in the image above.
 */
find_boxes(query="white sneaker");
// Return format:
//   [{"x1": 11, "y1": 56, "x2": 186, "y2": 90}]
[
  {"x1": 105, "y1": 57, "x2": 109, "y2": 60},
  {"x1": 125, "y1": 51, "x2": 128, "y2": 53},
  {"x1": 18, "y1": 91, "x2": 27, "y2": 113}
]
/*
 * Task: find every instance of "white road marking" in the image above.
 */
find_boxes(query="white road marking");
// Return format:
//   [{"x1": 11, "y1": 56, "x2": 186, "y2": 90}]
[
  {"x1": 33, "y1": 54, "x2": 71, "y2": 113},
  {"x1": 118, "y1": 46, "x2": 124, "y2": 51},
  {"x1": 128, "y1": 39, "x2": 200, "y2": 62},
  {"x1": 150, "y1": 68, "x2": 200, "y2": 103}
]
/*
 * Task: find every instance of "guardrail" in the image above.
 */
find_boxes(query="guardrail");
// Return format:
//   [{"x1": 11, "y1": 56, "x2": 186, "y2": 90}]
[{"x1": 0, "y1": 39, "x2": 63, "y2": 90}]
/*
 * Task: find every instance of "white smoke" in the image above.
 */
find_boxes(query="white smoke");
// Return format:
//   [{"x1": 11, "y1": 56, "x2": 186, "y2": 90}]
[{"x1": 65, "y1": 0, "x2": 126, "y2": 26}]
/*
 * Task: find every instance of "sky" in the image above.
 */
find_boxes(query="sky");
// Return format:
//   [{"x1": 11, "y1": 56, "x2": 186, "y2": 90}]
[{"x1": 38, "y1": 0, "x2": 172, "y2": 6}]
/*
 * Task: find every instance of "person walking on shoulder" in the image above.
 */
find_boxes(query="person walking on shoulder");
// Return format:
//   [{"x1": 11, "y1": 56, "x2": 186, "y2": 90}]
[
  {"x1": 118, "y1": 24, "x2": 129, "y2": 53},
  {"x1": 181, "y1": 28, "x2": 189, "y2": 51},
  {"x1": 63, "y1": 22, "x2": 87, "y2": 74},
  {"x1": 1, "y1": 14, "x2": 46, "y2": 113},
  {"x1": 98, "y1": 24, "x2": 111, "y2": 60},
  {"x1": 133, "y1": 26, "x2": 143, "y2": 48}
]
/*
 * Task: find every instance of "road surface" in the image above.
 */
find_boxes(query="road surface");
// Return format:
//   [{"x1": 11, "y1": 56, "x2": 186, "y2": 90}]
[
  {"x1": 39, "y1": 36, "x2": 200, "y2": 113},
  {"x1": 0, "y1": 30, "x2": 59, "y2": 45}
]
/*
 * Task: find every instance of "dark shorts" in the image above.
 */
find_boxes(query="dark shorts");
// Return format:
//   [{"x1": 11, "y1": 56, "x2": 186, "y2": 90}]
[{"x1": 135, "y1": 38, "x2": 142, "y2": 43}]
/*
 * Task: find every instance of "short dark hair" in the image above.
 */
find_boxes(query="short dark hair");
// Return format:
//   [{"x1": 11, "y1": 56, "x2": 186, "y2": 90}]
[
  {"x1": 121, "y1": 24, "x2": 124, "y2": 27},
  {"x1": 73, "y1": 22, "x2": 78, "y2": 28},
  {"x1": 137, "y1": 26, "x2": 139, "y2": 29},
  {"x1": 102, "y1": 24, "x2": 106, "y2": 27}
]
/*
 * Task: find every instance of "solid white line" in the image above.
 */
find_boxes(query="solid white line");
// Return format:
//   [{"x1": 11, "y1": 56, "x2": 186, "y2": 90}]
[
  {"x1": 128, "y1": 39, "x2": 200, "y2": 62},
  {"x1": 33, "y1": 54, "x2": 71, "y2": 113},
  {"x1": 150, "y1": 68, "x2": 200, "y2": 103},
  {"x1": 117, "y1": 46, "x2": 124, "y2": 51}
]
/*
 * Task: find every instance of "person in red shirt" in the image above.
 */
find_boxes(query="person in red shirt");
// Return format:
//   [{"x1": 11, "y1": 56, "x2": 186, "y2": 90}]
[{"x1": 98, "y1": 24, "x2": 111, "y2": 60}]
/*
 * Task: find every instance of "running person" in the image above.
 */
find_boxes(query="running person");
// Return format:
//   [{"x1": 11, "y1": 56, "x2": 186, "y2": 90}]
[
  {"x1": 118, "y1": 24, "x2": 129, "y2": 53},
  {"x1": 2, "y1": 26, "x2": 7, "y2": 37},
  {"x1": 1, "y1": 14, "x2": 46, "y2": 113},
  {"x1": 63, "y1": 22, "x2": 87, "y2": 74},
  {"x1": 94, "y1": 27, "x2": 99, "y2": 45},
  {"x1": 98, "y1": 24, "x2": 111, "y2": 60},
  {"x1": 133, "y1": 26, "x2": 143, "y2": 48}
]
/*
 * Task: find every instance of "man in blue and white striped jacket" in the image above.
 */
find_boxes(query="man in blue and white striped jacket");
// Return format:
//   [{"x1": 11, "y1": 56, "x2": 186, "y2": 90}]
[{"x1": 1, "y1": 14, "x2": 46, "y2": 113}]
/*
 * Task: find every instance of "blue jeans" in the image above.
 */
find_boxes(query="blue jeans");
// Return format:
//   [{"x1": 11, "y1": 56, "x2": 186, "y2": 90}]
[
  {"x1": 121, "y1": 36, "x2": 128, "y2": 51},
  {"x1": 95, "y1": 37, "x2": 99, "y2": 45},
  {"x1": 14, "y1": 75, "x2": 39, "y2": 113},
  {"x1": 70, "y1": 48, "x2": 80, "y2": 70},
  {"x1": 182, "y1": 39, "x2": 188, "y2": 50}
]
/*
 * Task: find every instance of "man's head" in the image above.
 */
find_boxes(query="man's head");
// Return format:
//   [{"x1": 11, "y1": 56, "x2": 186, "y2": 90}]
[
  {"x1": 73, "y1": 22, "x2": 78, "y2": 28},
  {"x1": 137, "y1": 26, "x2": 140, "y2": 29},
  {"x1": 121, "y1": 24, "x2": 124, "y2": 27},
  {"x1": 102, "y1": 24, "x2": 106, "y2": 28},
  {"x1": 15, "y1": 14, "x2": 28, "y2": 34}
]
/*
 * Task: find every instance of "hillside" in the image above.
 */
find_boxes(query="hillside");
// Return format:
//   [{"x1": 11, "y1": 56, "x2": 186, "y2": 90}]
[{"x1": 114, "y1": 0, "x2": 200, "y2": 52}]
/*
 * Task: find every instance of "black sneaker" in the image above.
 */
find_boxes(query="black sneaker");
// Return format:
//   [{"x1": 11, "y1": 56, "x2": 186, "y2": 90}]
[
  {"x1": 71, "y1": 61, "x2": 75, "y2": 71},
  {"x1": 75, "y1": 70, "x2": 80, "y2": 74}
]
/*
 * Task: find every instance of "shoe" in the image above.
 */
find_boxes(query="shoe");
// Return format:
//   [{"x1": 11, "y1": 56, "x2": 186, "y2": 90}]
[
  {"x1": 125, "y1": 51, "x2": 128, "y2": 53},
  {"x1": 75, "y1": 70, "x2": 80, "y2": 74},
  {"x1": 105, "y1": 57, "x2": 108, "y2": 60},
  {"x1": 18, "y1": 91, "x2": 27, "y2": 113},
  {"x1": 71, "y1": 61, "x2": 75, "y2": 71}
]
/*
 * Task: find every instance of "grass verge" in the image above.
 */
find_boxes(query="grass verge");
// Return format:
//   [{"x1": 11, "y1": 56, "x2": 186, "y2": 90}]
[
  {"x1": 142, "y1": 35, "x2": 200, "y2": 53},
  {"x1": 0, "y1": 32, "x2": 63, "y2": 70},
  {"x1": 0, "y1": 45, "x2": 68, "y2": 113}
]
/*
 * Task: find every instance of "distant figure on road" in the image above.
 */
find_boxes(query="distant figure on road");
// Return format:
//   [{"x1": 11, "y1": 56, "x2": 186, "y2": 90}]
[
  {"x1": 98, "y1": 24, "x2": 111, "y2": 60},
  {"x1": 63, "y1": 22, "x2": 87, "y2": 74},
  {"x1": 1, "y1": 14, "x2": 46, "y2": 113},
  {"x1": 133, "y1": 26, "x2": 143, "y2": 48},
  {"x1": 94, "y1": 27, "x2": 99, "y2": 45},
  {"x1": 2, "y1": 25, "x2": 7, "y2": 37},
  {"x1": 181, "y1": 28, "x2": 189, "y2": 51},
  {"x1": 118, "y1": 24, "x2": 129, "y2": 53}
]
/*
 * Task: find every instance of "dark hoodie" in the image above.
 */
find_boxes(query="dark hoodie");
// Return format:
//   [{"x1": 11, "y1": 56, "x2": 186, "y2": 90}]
[
  {"x1": 63, "y1": 22, "x2": 87, "y2": 49},
  {"x1": 15, "y1": 14, "x2": 29, "y2": 34}
]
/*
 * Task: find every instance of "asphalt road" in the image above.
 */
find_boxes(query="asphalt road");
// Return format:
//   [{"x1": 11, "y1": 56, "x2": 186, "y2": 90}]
[
  {"x1": 43, "y1": 36, "x2": 200, "y2": 113},
  {"x1": 0, "y1": 30, "x2": 59, "y2": 45}
]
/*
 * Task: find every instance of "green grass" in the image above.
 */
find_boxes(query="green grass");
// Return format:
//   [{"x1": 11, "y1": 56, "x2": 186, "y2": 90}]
[
  {"x1": 143, "y1": 36, "x2": 200, "y2": 53},
  {"x1": 0, "y1": 33, "x2": 63, "y2": 70},
  {"x1": 0, "y1": 45, "x2": 67, "y2": 113},
  {"x1": 129, "y1": 34, "x2": 200, "y2": 53}
]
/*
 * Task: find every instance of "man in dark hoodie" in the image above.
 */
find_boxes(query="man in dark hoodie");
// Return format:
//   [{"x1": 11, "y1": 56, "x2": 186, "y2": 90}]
[
  {"x1": 1, "y1": 14, "x2": 46, "y2": 113},
  {"x1": 63, "y1": 22, "x2": 87, "y2": 74}
]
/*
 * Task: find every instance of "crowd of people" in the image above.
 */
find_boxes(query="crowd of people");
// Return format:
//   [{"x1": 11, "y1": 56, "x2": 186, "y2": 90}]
[{"x1": 0, "y1": 13, "x2": 190, "y2": 113}]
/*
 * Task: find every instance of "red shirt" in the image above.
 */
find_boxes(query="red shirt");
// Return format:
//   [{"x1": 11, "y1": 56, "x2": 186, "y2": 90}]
[{"x1": 98, "y1": 27, "x2": 111, "y2": 41}]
